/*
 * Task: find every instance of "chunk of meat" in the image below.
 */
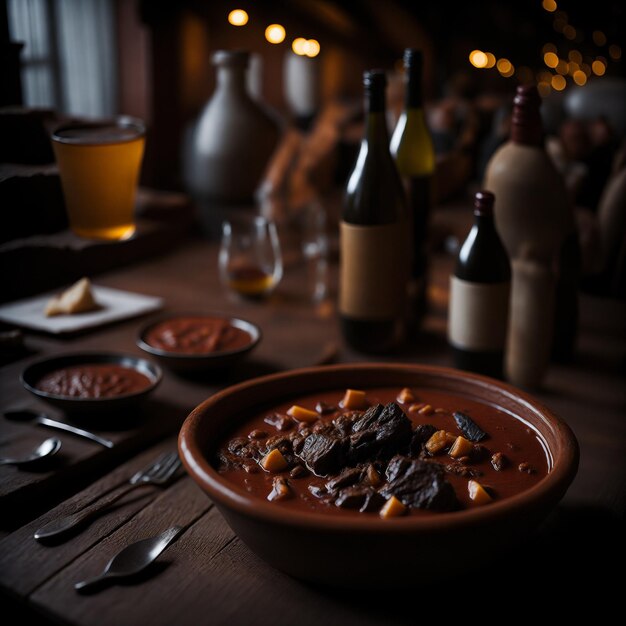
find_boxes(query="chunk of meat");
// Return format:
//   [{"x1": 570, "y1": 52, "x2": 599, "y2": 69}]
[
  {"x1": 348, "y1": 402, "x2": 412, "y2": 462},
  {"x1": 335, "y1": 486, "x2": 385, "y2": 513},
  {"x1": 453, "y1": 411, "x2": 488, "y2": 442},
  {"x1": 297, "y1": 433, "x2": 345, "y2": 476},
  {"x1": 264, "y1": 413, "x2": 294, "y2": 432},
  {"x1": 325, "y1": 467, "x2": 363, "y2": 493},
  {"x1": 380, "y1": 455, "x2": 458, "y2": 511},
  {"x1": 409, "y1": 424, "x2": 437, "y2": 456}
]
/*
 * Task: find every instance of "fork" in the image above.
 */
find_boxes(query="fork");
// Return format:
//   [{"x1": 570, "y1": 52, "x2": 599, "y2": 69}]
[{"x1": 34, "y1": 451, "x2": 182, "y2": 542}]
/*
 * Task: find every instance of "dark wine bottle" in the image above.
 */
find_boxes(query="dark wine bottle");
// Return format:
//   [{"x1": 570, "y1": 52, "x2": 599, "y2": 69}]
[
  {"x1": 390, "y1": 49, "x2": 436, "y2": 325},
  {"x1": 340, "y1": 70, "x2": 410, "y2": 354},
  {"x1": 448, "y1": 191, "x2": 511, "y2": 378}
]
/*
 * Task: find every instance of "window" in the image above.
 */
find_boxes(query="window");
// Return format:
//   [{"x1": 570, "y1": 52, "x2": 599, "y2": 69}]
[{"x1": 7, "y1": 0, "x2": 117, "y2": 117}]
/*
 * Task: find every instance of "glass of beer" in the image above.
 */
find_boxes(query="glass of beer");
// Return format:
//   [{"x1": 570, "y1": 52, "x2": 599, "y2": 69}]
[{"x1": 51, "y1": 117, "x2": 146, "y2": 240}]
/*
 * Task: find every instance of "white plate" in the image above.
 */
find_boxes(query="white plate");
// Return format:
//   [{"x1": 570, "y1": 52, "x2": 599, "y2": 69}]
[{"x1": 0, "y1": 285, "x2": 164, "y2": 334}]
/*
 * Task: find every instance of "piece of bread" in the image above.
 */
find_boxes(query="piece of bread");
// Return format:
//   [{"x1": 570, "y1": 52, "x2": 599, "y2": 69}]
[{"x1": 45, "y1": 277, "x2": 98, "y2": 316}]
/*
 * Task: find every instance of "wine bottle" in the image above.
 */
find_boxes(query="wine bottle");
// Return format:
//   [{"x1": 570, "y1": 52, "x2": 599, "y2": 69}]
[
  {"x1": 448, "y1": 191, "x2": 511, "y2": 378},
  {"x1": 483, "y1": 84, "x2": 579, "y2": 387},
  {"x1": 390, "y1": 48, "x2": 436, "y2": 324},
  {"x1": 340, "y1": 70, "x2": 410, "y2": 354}
]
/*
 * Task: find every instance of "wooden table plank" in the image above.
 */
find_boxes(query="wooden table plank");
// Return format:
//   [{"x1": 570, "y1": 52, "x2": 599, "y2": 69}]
[
  {"x1": 0, "y1": 393, "x2": 186, "y2": 529},
  {"x1": 29, "y1": 479, "x2": 213, "y2": 625},
  {"x1": 0, "y1": 438, "x2": 182, "y2": 597}
]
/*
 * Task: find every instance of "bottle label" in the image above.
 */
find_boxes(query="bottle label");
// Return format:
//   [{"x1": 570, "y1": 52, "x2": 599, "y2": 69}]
[
  {"x1": 448, "y1": 277, "x2": 510, "y2": 351},
  {"x1": 340, "y1": 221, "x2": 409, "y2": 319}
]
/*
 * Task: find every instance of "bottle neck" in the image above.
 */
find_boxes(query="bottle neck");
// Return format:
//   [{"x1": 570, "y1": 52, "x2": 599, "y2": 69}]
[
  {"x1": 216, "y1": 66, "x2": 247, "y2": 94},
  {"x1": 365, "y1": 92, "x2": 389, "y2": 143},
  {"x1": 474, "y1": 212, "x2": 495, "y2": 228},
  {"x1": 405, "y1": 68, "x2": 424, "y2": 108},
  {"x1": 510, "y1": 88, "x2": 543, "y2": 146}
]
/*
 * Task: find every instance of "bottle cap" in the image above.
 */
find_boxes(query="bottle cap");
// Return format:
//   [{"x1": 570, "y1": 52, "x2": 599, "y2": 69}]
[
  {"x1": 363, "y1": 70, "x2": 387, "y2": 90},
  {"x1": 511, "y1": 84, "x2": 543, "y2": 145},
  {"x1": 212, "y1": 50, "x2": 250, "y2": 67},
  {"x1": 403, "y1": 49, "x2": 423, "y2": 69},
  {"x1": 474, "y1": 190, "x2": 495, "y2": 216}
]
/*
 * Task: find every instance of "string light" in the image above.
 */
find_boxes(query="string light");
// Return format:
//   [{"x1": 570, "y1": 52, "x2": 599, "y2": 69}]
[
  {"x1": 292, "y1": 38, "x2": 320, "y2": 57},
  {"x1": 228, "y1": 9, "x2": 248, "y2": 26},
  {"x1": 469, "y1": 50, "x2": 488, "y2": 68},
  {"x1": 544, "y1": 52, "x2": 559, "y2": 68},
  {"x1": 292, "y1": 38, "x2": 307, "y2": 55},
  {"x1": 305, "y1": 39, "x2": 320, "y2": 57},
  {"x1": 592, "y1": 59, "x2": 606, "y2": 76},
  {"x1": 265, "y1": 24, "x2": 286, "y2": 44}
]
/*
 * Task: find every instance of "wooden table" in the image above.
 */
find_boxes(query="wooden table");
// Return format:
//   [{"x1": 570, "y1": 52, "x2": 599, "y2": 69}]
[{"x1": 0, "y1": 206, "x2": 624, "y2": 622}]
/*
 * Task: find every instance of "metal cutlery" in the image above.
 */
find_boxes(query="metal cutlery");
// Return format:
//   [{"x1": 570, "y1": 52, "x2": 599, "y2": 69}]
[
  {"x1": 74, "y1": 525, "x2": 183, "y2": 593},
  {"x1": 34, "y1": 451, "x2": 182, "y2": 541},
  {"x1": 4, "y1": 409, "x2": 115, "y2": 448},
  {"x1": 0, "y1": 437, "x2": 61, "y2": 466}
]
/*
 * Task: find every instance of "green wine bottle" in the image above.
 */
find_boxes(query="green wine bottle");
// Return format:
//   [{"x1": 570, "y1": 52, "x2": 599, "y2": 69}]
[
  {"x1": 390, "y1": 48, "x2": 436, "y2": 326},
  {"x1": 340, "y1": 70, "x2": 410, "y2": 353}
]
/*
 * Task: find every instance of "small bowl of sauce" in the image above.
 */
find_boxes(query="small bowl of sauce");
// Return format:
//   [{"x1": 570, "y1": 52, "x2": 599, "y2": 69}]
[
  {"x1": 137, "y1": 313, "x2": 261, "y2": 372},
  {"x1": 21, "y1": 352, "x2": 162, "y2": 414}
]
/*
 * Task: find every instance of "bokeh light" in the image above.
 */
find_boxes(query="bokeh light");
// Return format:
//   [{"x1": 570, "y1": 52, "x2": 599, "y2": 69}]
[
  {"x1": 592, "y1": 59, "x2": 606, "y2": 76},
  {"x1": 228, "y1": 9, "x2": 248, "y2": 26},
  {"x1": 592, "y1": 31, "x2": 607, "y2": 46},
  {"x1": 568, "y1": 50, "x2": 582, "y2": 64},
  {"x1": 573, "y1": 70, "x2": 587, "y2": 86},
  {"x1": 496, "y1": 58, "x2": 512, "y2": 73},
  {"x1": 551, "y1": 74, "x2": 567, "y2": 91},
  {"x1": 563, "y1": 25, "x2": 576, "y2": 40},
  {"x1": 305, "y1": 39, "x2": 320, "y2": 57},
  {"x1": 609, "y1": 44, "x2": 622, "y2": 60},
  {"x1": 265, "y1": 24, "x2": 286, "y2": 44},
  {"x1": 292, "y1": 37, "x2": 307, "y2": 55},
  {"x1": 469, "y1": 50, "x2": 488, "y2": 68},
  {"x1": 544, "y1": 52, "x2": 559, "y2": 68},
  {"x1": 542, "y1": 0, "x2": 557, "y2": 12}
]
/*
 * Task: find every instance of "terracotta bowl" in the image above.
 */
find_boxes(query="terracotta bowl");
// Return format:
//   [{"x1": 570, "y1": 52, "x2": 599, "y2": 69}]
[{"x1": 179, "y1": 363, "x2": 578, "y2": 586}]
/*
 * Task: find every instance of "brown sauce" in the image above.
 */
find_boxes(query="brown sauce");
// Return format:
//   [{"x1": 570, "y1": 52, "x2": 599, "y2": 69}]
[
  {"x1": 36, "y1": 364, "x2": 152, "y2": 398},
  {"x1": 217, "y1": 386, "x2": 549, "y2": 517},
  {"x1": 145, "y1": 316, "x2": 252, "y2": 354}
]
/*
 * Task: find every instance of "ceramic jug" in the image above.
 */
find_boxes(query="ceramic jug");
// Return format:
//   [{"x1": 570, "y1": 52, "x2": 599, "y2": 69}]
[{"x1": 186, "y1": 50, "x2": 281, "y2": 207}]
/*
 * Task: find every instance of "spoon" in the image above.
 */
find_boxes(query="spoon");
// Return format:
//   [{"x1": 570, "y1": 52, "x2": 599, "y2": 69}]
[
  {"x1": 74, "y1": 526, "x2": 183, "y2": 593},
  {"x1": 0, "y1": 437, "x2": 61, "y2": 466},
  {"x1": 4, "y1": 410, "x2": 114, "y2": 449}
]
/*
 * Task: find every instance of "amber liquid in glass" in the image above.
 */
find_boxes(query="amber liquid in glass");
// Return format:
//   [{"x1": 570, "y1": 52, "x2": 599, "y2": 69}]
[
  {"x1": 52, "y1": 124, "x2": 145, "y2": 240},
  {"x1": 227, "y1": 265, "x2": 275, "y2": 297}
]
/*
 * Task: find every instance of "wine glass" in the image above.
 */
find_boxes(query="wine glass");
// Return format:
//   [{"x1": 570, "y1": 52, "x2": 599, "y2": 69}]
[
  {"x1": 219, "y1": 215, "x2": 283, "y2": 299},
  {"x1": 300, "y1": 199, "x2": 330, "y2": 303}
]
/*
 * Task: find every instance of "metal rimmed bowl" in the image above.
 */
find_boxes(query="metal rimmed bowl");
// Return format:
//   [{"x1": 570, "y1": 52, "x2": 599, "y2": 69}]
[
  {"x1": 179, "y1": 363, "x2": 579, "y2": 587},
  {"x1": 21, "y1": 352, "x2": 162, "y2": 414},
  {"x1": 136, "y1": 313, "x2": 261, "y2": 372}
]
